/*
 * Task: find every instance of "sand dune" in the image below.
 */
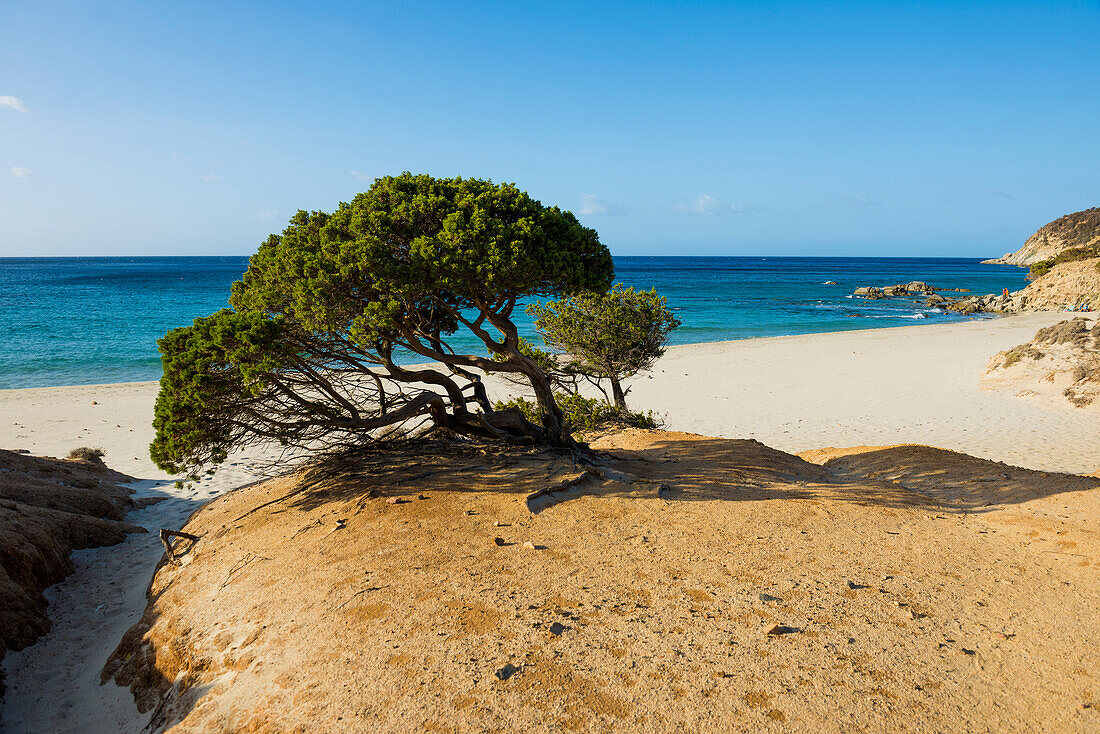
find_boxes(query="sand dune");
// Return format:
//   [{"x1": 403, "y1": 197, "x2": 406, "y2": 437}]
[{"x1": 103, "y1": 429, "x2": 1100, "y2": 731}]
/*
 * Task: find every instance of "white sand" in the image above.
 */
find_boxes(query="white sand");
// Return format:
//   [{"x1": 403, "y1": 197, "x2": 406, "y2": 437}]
[
  {"x1": 626, "y1": 311, "x2": 1100, "y2": 475},
  {"x1": 1, "y1": 310, "x2": 1097, "y2": 732}
]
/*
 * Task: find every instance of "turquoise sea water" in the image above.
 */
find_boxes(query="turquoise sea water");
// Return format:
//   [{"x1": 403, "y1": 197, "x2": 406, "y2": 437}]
[{"x1": 0, "y1": 256, "x2": 1029, "y2": 389}]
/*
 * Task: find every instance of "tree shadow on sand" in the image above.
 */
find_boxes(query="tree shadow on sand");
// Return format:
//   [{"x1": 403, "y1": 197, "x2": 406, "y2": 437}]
[
  {"x1": 236, "y1": 433, "x2": 1100, "y2": 519},
  {"x1": 602, "y1": 435, "x2": 1100, "y2": 515}
]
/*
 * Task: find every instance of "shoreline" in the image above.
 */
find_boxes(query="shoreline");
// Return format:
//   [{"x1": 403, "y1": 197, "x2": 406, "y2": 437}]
[{"x1": 0, "y1": 309, "x2": 1049, "y2": 395}]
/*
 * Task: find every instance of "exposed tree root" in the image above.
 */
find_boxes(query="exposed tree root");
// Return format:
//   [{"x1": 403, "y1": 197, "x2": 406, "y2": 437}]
[
  {"x1": 159, "y1": 529, "x2": 200, "y2": 565},
  {"x1": 525, "y1": 469, "x2": 599, "y2": 511}
]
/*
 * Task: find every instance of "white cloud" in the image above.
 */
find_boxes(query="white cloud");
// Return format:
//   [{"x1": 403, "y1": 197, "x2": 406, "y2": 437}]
[
  {"x1": 986, "y1": 187, "x2": 1013, "y2": 200},
  {"x1": 256, "y1": 210, "x2": 279, "y2": 220},
  {"x1": 202, "y1": 174, "x2": 223, "y2": 183},
  {"x1": 349, "y1": 170, "x2": 369, "y2": 180},
  {"x1": 10, "y1": 166, "x2": 31, "y2": 178},
  {"x1": 0, "y1": 96, "x2": 29, "y2": 113},
  {"x1": 853, "y1": 195, "x2": 882, "y2": 206},
  {"x1": 579, "y1": 193, "x2": 628, "y2": 216},
  {"x1": 670, "y1": 194, "x2": 746, "y2": 215}
]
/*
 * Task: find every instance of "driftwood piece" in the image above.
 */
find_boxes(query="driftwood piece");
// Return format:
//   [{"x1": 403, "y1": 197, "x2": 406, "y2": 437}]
[{"x1": 159, "y1": 528, "x2": 200, "y2": 564}]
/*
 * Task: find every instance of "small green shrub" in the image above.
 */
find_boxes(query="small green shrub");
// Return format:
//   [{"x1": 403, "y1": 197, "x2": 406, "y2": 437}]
[
  {"x1": 1028, "y1": 245, "x2": 1100, "y2": 279},
  {"x1": 558, "y1": 393, "x2": 659, "y2": 432},
  {"x1": 495, "y1": 394, "x2": 658, "y2": 436},
  {"x1": 67, "y1": 446, "x2": 105, "y2": 463},
  {"x1": 529, "y1": 283, "x2": 680, "y2": 410}
]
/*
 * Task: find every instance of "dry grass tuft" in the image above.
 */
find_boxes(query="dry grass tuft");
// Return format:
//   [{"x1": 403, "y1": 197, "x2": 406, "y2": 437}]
[
  {"x1": 67, "y1": 446, "x2": 105, "y2": 463},
  {"x1": 1033, "y1": 318, "x2": 1095, "y2": 347},
  {"x1": 1000, "y1": 345, "x2": 1044, "y2": 368}
]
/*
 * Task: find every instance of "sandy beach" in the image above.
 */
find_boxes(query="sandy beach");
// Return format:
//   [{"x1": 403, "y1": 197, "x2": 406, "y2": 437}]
[
  {"x1": 628, "y1": 310, "x2": 1100, "y2": 474},
  {"x1": 1, "y1": 310, "x2": 1098, "y2": 732}
]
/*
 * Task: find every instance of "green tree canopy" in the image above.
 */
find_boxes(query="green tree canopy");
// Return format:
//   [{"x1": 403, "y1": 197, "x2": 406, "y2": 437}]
[
  {"x1": 151, "y1": 173, "x2": 613, "y2": 476},
  {"x1": 530, "y1": 284, "x2": 680, "y2": 409}
]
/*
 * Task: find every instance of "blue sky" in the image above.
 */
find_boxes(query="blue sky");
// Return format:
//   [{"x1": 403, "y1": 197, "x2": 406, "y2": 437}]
[{"x1": 1, "y1": 1, "x2": 1097, "y2": 257}]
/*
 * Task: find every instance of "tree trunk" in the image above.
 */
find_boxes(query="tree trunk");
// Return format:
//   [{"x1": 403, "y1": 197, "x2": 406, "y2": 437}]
[
  {"x1": 508, "y1": 352, "x2": 572, "y2": 447},
  {"x1": 610, "y1": 376, "x2": 627, "y2": 410},
  {"x1": 528, "y1": 364, "x2": 573, "y2": 447}
]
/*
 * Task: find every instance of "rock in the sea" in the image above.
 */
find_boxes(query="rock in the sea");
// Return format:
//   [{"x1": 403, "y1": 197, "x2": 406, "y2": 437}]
[
  {"x1": 906, "y1": 281, "x2": 931, "y2": 293},
  {"x1": 854, "y1": 286, "x2": 885, "y2": 299}
]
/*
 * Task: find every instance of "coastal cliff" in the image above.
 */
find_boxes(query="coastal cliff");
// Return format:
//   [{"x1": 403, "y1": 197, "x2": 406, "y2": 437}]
[{"x1": 984, "y1": 207, "x2": 1100, "y2": 266}]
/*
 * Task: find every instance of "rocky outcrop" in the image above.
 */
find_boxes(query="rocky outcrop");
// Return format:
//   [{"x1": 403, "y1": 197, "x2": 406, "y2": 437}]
[
  {"x1": 1013, "y1": 258, "x2": 1100, "y2": 312},
  {"x1": 851, "y1": 282, "x2": 996, "y2": 313},
  {"x1": 854, "y1": 286, "x2": 884, "y2": 299},
  {"x1": 983, "y1": 207, "x2": 1100, "y2": 266},
  {"x1": 943, "y1": 291, "x2": 1030, "y2": 315},
  {"x1": 852, "y1": 282, "x2": 936, "y2": 300}
]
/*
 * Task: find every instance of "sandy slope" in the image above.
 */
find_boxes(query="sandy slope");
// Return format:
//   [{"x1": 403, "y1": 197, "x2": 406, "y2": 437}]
[
  {"x1": 104, "y1": 430, "x2": 1100, "y2": 732},
  {"x1": 1, "y1": 310, "x2": 1098, "y2": 732}
]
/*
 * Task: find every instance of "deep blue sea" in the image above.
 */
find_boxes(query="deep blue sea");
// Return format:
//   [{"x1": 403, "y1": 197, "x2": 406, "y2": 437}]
[{"x1": 0, "y1": 256, "x2": 1029, "y2": 389}]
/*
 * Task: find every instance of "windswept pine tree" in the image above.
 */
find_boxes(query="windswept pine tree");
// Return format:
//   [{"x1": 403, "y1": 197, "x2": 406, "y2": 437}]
[{"x1": 150, "y1": 173, "x2": 613, "y2": 477}]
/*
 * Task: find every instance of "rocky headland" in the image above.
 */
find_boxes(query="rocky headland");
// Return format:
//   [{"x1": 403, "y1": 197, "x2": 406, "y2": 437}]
[
  {"x1": 983, "y1": 207, "x2": 1100, "y2": 266},
  {"x1": 852, "y1": 207, "x2": 1100, "y2": 315}
]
